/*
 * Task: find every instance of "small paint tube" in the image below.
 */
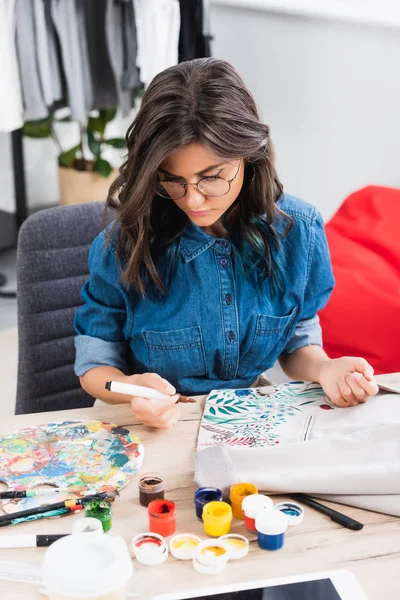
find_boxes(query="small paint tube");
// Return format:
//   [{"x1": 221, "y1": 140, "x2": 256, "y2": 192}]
[
  {"x1": 202, "y1": 501, "x2": 232, "y2": 537},
  {"x1": 132, "y1": 532, "x2": 168, "y2": 565},
  {"x1": 242, "y1": 494, "x2": 274, "y2": 533},
  {"x1": 72, "y1": 517, "x2": 103, "y2": 538},
  {"x1": 193, "y1": 539, "x2": 230, "y2": 575},
  {"x1": 148, "y1": 499, "x2": 176, "y2": 537},
  {"x1": 169, "y1": 533, "x2": 201, "y2": 560},
  {"x1": 194, "y1": 487, "x2": 223, "y2": 521},
  {"x1": 219, "y1": 534, "x2": 249, "y2": 559},
  {"x1": 139, "y1": 473, "x2": 165, "y2": 508},
  {"x1": 229, "y1": 482, "x2": 258, "y2": 519},
  {"x1": 256, "y1": 508, "x2": 288, "y2": 551},
  {"x1": 274, "y1": 501, "x2": 304, "y2": 526}
]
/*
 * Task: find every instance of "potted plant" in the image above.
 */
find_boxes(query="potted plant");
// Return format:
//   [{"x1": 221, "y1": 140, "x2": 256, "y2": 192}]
[{"x1": 23, "y1": 107, "x2": 125, "y2": 205}]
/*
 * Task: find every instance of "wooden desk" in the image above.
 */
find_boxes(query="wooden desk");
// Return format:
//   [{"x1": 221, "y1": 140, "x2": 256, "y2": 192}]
[{"x1": 0, "y1": 399, "x2": 399, "y2": 599}]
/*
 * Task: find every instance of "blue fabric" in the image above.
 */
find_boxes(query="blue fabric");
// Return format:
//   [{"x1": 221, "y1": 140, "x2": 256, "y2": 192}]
[{"x1": 74, "y1": 194, "x2": 335, "y2": 395}]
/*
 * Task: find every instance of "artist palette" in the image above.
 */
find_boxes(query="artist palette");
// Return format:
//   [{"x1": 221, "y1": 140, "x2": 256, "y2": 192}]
[{"x1": 0, "y1": 421, "x2": 144, "y2": 513}]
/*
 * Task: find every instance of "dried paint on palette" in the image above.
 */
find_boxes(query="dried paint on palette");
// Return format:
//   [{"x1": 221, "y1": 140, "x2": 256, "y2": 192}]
[{"x1": 0, "y1": 421, "x2": 144, "y2": 501}]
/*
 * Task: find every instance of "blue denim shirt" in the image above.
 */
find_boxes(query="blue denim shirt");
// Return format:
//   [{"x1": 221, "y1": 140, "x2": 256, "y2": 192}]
[{"x1": 74, "y1": 194, "x2": 335, "y2": 395}]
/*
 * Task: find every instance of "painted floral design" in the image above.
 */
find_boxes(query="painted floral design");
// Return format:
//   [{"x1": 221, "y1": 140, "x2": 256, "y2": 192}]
[{"x1": 198, "y1": 382, "x2": 333, "y2": 448}]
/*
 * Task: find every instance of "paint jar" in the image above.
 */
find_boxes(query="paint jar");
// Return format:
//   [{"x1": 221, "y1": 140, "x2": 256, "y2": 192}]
[
  {"x1": 84, "y1": 500, "x2": 113, "y2": 533},
  {"x1": 72, "y1": 517, "x2": 104, "y2": 538},
  {"x1": 148, "y1": 499, "x2": 176, "y2": 537},
  {"x1": 256, "y1": 508, "x2": 288, "y2": 551},
  {"x1": 193, "y1": 539, "x2": 230, "y2": 575},
  {"x1": 219, "y1": 534, "x2": 249, "y2": 560},
  {"x1": 169, "y1": 533, "x2": 201, "y2": 560},
  {"x1": 242, "y1": 494, "x2": 273, "y2": 533},
  {"x1": 132, "y1": 532, "x2": 168, "y2": 566},
  {"x1": 202, "y1": 501, "x2": 232, "y2": 537},
  {"x1": 229, "y1": 482, "x2": 258, "y2": 519},
  {"x1": 274, "y1": 502, "x2": 304, "y2": 526},
  {"x1": 138, "y1": 473, "x2": 165, "y2": 507},
  {"x1": 194, "y1": 487, "x2": 223, "y2": 520},
  {"x1": 42, "y1": 534, "x2": 133, "y2": 600}
]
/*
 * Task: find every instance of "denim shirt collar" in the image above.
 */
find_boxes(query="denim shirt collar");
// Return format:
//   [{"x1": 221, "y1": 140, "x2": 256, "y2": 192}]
[{"x1": 179, "y1": 220, "x2": 231, "y2": 263}]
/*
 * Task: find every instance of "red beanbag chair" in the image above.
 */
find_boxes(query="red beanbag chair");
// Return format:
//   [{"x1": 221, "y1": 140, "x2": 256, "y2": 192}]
[{"x1": 319, "y1": 186, "x2": 400, "y2": 375}]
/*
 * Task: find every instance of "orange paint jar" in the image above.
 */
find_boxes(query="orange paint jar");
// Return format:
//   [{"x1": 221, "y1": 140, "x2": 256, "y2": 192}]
[
  {"x1": 148, "y1": 499, "x2": 176, "y2": 537},
  {"x1": 229, "y1": 482, "x2": 258, "y2": 519}
]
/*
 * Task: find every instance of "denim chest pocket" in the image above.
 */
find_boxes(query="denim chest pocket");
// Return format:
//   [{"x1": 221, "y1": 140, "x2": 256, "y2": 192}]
[
  {"x1": 143, "y1": 326, "x2": 207, "y2": 382},
  {"x1": 237, "y1": 307, "x2": 298, "y2": 378}
]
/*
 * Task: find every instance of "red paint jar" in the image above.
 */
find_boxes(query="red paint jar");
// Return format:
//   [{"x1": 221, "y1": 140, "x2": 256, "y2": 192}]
[{"x1": 148, "y1": 499, "x2": 176, "y2": 537}]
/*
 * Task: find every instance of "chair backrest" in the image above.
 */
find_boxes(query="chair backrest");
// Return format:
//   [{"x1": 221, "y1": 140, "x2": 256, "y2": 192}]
[{"x1": 16, "y1": 202, "x2": 109, "y2": 414}]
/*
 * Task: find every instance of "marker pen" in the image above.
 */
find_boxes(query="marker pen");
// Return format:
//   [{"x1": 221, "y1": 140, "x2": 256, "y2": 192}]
[
  {"x1": 105, "y1": 381, "x2": 171, "y2": 401},
  {"x1": 0, "y1": 534, "x2": 68, "y2": 548}
]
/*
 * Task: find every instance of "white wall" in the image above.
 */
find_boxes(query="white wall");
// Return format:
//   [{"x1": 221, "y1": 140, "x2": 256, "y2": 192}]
[{"x1": 210, "y1": 3, "x2": 400, "y2": 220}]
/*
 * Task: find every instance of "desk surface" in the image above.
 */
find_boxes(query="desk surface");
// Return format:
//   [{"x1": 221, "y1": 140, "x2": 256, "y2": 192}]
[{"x1": 0, "y1": 399, "x2": 399, "y2": 599}]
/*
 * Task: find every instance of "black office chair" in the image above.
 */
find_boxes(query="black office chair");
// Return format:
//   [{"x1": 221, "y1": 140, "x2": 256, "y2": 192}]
[{"x1": 16, "y1": 202, "x2": 110, "y2": 414}]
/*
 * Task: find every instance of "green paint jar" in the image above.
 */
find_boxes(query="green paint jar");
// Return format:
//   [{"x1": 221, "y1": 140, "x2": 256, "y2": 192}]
[{"x1": 84, "y1": 500, "x2": 113, "y2": 533}]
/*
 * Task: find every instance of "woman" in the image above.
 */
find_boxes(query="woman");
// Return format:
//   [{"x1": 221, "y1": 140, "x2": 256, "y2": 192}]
[{"x1": 74, "y1": 58, "x2": 378, "y2": 429}]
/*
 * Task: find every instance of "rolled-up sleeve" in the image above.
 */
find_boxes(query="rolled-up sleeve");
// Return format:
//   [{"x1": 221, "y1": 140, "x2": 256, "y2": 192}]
[
  {"x1": 74, "y1": 232, "x2": 130, "y2": 377},
  {"x1": 280, "y1": 211, "x2": 335, "y2": 358}
]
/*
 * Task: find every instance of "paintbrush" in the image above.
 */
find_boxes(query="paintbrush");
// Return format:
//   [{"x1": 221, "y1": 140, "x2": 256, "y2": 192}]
[
  {"x1": 0, "y1": 487, "x2": 98, "y2": 500},
  {"x1": 0, "y1": 491, "x2": 117, "y2": 524}
]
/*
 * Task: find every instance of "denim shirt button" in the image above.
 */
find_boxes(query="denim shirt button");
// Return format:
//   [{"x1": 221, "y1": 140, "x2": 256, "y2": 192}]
[
  {"x1": 228, "y1": 331, "x2": 236, "y2": 341},
  {"x1": 225, "y1": 293, "x2": 232, "y2": 305},
  {"x1": 220, "y1": 258, "x2": 228, "y2": 268},
  {"x1": 219, "y1": 240, "x2": 229, "y2": 248}
]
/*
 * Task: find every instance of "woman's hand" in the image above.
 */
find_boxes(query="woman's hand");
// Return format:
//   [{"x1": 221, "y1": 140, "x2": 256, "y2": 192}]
[
  {"x1": 126, "y1": 372, "x2": 180, "y2": 429},
  {"x1": 317, "y1": 357, "x2": 379, "y2": 407}
]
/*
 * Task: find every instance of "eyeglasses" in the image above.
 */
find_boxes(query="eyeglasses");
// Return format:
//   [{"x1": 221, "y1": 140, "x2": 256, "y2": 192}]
[{"x1": 156, "y1": 160, "x2": 242, "y2": 200}]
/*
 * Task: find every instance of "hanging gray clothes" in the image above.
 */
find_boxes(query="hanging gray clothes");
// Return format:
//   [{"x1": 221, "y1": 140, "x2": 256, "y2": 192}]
[
  {"x1": 15, "y1": 0, "x2": 48, "y2": 120},
  {"x1": 33, "y1": 0, "x2": 53, "y2": 107},
  {"x1": 105, "y1": 0, "x2": 141, "y2": 117},
  {"x1": 51, "y1": 0, "x2": 92, "y2": 122},
  {"x1": 44, "y1": 0, "x2": 63, "y2": 103},
  {"x1": 83, "y1": 0, "x2": 118, "y2": 111}
]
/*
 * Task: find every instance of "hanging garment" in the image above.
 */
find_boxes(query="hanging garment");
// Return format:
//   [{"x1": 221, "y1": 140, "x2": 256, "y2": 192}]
[
  {"x1": 134, "y1": 0, "x2": 181, "y2": 87},
  {"x1": 195, "y1": 389, "x2": 400, "y2": 517},
  {"x1": 15, "y1": 0, "x2": 49, "y2": 121},
  {"x1": 0, "y1": 0, "x2": 24, "y2": 131},
  {"x1": 44, "y1": 0, "x2": 64, "y2": 103},
  {"x1": 83, "y1": 0, "x2": 118, "y2": 111},
  {"x1": 106, "y1": 0, "x2": 141, "y2": 117},
  {"x1": 51, "y1": 0, "x2": 92, "y2": 122},
  {"x1": 178, "y1": 0, "x2": 209, "y2": 61},
  {"x1": 33, "y1": 0, "x2": 53, "y2": 107}
]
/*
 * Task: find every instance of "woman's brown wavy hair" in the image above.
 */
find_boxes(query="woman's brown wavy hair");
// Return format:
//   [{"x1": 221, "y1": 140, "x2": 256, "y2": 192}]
[{"x1": 107, "y1": 58, "x2": 292, "y2": 297}]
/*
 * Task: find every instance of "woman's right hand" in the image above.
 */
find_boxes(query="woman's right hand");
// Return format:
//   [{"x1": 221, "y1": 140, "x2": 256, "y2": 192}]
[{"x1": 126, "y1": 373, "x2": 180, "y2": 429}]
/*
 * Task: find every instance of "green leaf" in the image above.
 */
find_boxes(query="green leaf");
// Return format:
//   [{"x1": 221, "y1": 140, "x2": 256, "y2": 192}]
[
  {"x1": 23, "y1": 116, "x2": 53, "y2": 138},
  {"x1": 87, "y1": 128, "x2": 101, "y2": 157},
  {"x1": 58, "y1": 143, "x2": 81, "y2": 168},
  {"x1": 99, "y1": 107, "x2": 117, "y2": 123},
  {"x1": 209, "y1": 406, "x2": 216, "y2": 416},
  {"x1": 94, "y1": 157, "x2": 113, "y2": 177},
  {"x1": 88, "y1": 116, "x2": 106, "y2": 135},
  {"x1": 103, "y1": 137, "x2": 125, "y2": 149}
]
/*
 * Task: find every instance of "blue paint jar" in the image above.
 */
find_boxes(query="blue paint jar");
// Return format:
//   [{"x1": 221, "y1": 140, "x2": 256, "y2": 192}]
[
  {"x1": 255, "y1": 508, "x2": 288, "y2": 551},
  {"x1": 194, "y1": 487, "x2": 223, "y2": 520}
]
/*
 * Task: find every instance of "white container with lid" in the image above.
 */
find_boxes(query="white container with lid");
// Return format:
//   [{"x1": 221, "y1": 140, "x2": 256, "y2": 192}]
[
  {"x1": 219, "y1": 534, "x2": 249, "y2": 559},
  {"x1": 42, "y1": 534, "x2": 133, "y2": 600},
  {"x1": 132, "y1": 532, "x2": 168, "y2": 566},
  {"x1": 256, "y1": 508, "x2": 288, "y2": 536},
  {"x1": 193, "y1": 539, "x2": 230, "y2": 575},
  {"x1": 169, "y1": 534, "x2": 201, "y2": 560}
]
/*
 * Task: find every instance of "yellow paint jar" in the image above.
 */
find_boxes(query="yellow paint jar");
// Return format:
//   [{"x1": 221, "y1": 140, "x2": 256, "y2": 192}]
[
  {"x1": 229, "y1": 482, "x2": 258, "y2": 519},
  {"x1": 202, "y1": 501, "x2": 232, "y2": 537}
]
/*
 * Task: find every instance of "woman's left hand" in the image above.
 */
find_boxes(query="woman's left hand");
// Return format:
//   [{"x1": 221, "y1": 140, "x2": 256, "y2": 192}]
[{"x1": 317, "y1": 357, "x2": 380, "y2": 407}]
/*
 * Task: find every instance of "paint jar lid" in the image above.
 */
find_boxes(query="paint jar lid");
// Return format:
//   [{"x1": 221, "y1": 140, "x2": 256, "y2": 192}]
[
  {"x1": 195, "y1": 540, "x2": 230, "y2": 567},
  {"x1": 169, "y1": 534, "x2": 201, "y2": 560},
  {"x1": 72, "y1": 517, "x2": 104, "y2": 538},
  {"x1": 132, "y1": 532, "x2": 168, "y2": 566},
  {"x1": 274, "y1": 502, "x2": 304, "y2": 526},
  {"x1": 192, "y1": 558, "x2": 227, "y2": 575},
  {"x1": 219, "y1": 534, "x2": 249, "y2": 560},
  {"x1": 242, "y1": 494, "x2": 273, "y2": 519},
  {"x1": 42, "y1": 535, "x2": 133, "y2": 598},
  {"x1": 255, "y1": 507, "x2": 288, "y2": 536}
]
